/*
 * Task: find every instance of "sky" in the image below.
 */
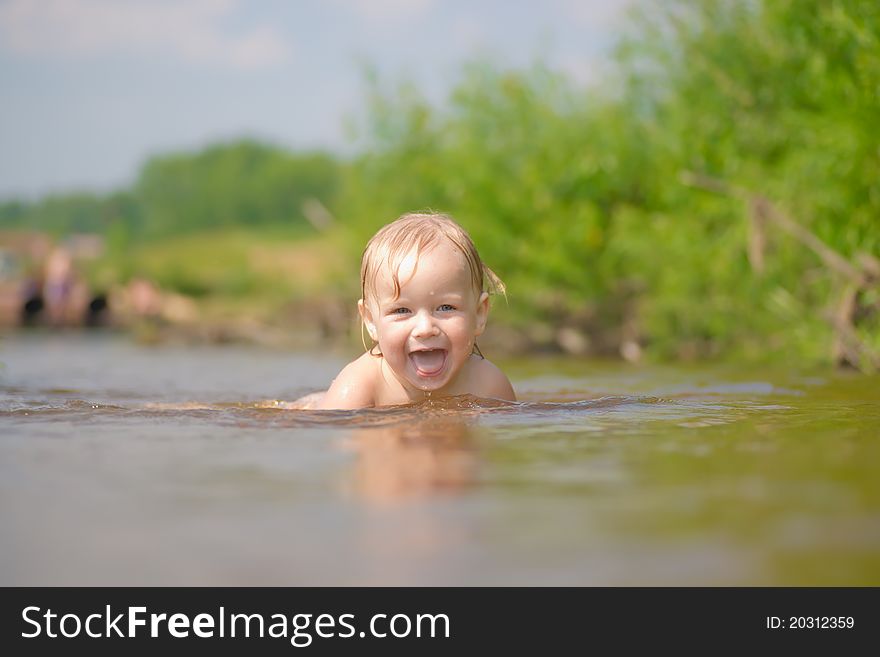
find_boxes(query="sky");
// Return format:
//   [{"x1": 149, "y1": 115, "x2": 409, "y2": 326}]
[{"x1": 0, "y1": 0, "x2": 634, "y2": 199}]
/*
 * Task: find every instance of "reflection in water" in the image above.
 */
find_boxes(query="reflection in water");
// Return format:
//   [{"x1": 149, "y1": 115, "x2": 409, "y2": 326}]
[
  {"x1": 342, "y1": 413, "x2": 478, "y2": 506},
  {"x1": 333, "y1": 411, "x2": 481, "y2": 585}
]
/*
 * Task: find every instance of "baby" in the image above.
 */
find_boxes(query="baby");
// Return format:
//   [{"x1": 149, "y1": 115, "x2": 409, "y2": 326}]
[{"x1": 310, "y1": 212, "x2": 515, "y2": 409}]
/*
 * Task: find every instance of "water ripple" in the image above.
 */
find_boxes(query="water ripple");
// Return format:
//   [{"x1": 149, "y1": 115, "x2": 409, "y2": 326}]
[{"x1": 0, "y1": 392, "x2": 785, "y2": 432}]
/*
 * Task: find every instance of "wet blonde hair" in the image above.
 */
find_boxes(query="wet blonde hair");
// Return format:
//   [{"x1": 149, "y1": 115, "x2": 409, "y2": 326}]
[{"x1": 360, "y1": 211, "x2": 505, "y2": 305}]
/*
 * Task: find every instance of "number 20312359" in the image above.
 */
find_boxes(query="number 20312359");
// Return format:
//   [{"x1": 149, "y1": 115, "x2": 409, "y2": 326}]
[{"x1": 766, "y1": 616, "x2": 854, "y2": 629}]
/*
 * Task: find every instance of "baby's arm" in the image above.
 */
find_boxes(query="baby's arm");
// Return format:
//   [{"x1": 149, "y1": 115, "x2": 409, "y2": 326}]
[{"x1": 317, "y1": 353, "x2": 376, "y2": 409}]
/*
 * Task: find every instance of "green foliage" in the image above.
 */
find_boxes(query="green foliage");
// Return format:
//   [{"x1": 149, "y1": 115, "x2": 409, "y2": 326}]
[
  {"x1": 0, "y1": 192, "x2": 114, "y2": 236},
  {"x1": 134, "y1": 141, "x2": 340, "y2": 238},
  {"x1": 613, "y1": 0, "x2": 880, "y2": 360},
  {"x1": 337, "y1": 0, "x2": 880, "y2": 363},
  {"x1": 0, "y1": 140, "x2": 341, "y2": 244}
]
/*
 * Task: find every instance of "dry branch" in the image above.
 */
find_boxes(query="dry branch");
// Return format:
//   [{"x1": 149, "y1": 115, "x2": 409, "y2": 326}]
[{"x1": 680, "y1": 170, "x2": 879, "y2": 371}]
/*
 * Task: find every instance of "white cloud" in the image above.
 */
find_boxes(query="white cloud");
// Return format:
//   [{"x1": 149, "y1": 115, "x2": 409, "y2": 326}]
[
  {"x1": 558, "y1": 0, "x2": 634, "y2": 30},
  {"x1": 0, "y1": 0, "x2": 292, "y2": 70},
  {"x1": 330, "y1": 0, "x2": 435, "y2": 25},
  {"x1": 450, "y1": 16, "x2": 486, "y2": 51},
  {"x1": 554, "y1": 53, "x2": 609, "y2": 88}
]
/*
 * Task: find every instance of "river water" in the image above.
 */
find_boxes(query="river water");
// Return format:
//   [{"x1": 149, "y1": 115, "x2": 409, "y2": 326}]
[{"x1": 1, "y1": 332, "x2": 878, "y2": 585}]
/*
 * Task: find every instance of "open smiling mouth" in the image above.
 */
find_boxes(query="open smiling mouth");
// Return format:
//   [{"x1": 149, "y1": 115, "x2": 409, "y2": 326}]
[{"x1": 409, "y1": 349, "x2": 447, "y2": 377}]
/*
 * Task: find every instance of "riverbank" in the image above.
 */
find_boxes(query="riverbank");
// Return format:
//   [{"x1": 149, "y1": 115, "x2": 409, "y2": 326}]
[{"x1": 1, "y1": 222, "x2": 870, "y2": 369}]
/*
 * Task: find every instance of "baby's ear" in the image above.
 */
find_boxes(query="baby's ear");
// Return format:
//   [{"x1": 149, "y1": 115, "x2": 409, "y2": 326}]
[
  {"x1": 474, "y1": 291, "x2": 490, "y2": 336},
  {"x1": 358, "y1": 299, "x2": 378, "y2": 340}
]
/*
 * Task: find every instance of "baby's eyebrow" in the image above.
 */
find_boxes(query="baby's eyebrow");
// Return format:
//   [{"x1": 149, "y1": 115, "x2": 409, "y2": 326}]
[
  {"x1": 431, "y1": 292, "x2": 467, "y2": 302},
  {"x1": 379, "y1": 298, "x2": 408, "y2": 308}
]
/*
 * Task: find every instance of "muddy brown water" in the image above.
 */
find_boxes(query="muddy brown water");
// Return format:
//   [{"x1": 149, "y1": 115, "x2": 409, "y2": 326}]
[{"x1": 1, "y1": 332, "x2": 878, "y2": 585}]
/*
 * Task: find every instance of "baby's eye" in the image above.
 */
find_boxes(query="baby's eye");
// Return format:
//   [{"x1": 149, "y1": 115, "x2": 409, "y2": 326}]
[
  {"x1": 438, "y1": 304, "x2": 456, "y2": 312},
  {"x1": 389, "y1": 307, "x2": 411, "y2": 315}
]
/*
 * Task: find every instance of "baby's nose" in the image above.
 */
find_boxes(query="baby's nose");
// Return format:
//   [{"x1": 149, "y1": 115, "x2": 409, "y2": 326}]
[{"x1": 412, "y1": 310, "x2": 439, "y2": 336}]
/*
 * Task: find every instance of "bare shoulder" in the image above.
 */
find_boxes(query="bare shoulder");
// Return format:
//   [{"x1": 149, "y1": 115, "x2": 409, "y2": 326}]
[
  {"x1": 317, "y1": 353, "x2": 379, "y2": 409},
  {"x1": 469, "y1": 357, "x2": 516, "y2": 401}
]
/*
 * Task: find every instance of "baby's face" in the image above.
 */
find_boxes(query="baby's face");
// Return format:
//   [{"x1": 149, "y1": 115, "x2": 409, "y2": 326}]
[{"x1": 360, "y1": 239, "x2": 489, "y2": 395}]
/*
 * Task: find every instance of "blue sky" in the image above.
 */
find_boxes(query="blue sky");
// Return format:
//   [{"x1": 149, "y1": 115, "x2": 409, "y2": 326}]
[{"x1": 0, "y1": 0, "x2": 633, "y2": 198}]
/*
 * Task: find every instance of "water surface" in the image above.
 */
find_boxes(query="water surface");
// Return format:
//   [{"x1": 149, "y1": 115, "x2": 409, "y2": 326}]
[{"x1": 2, "y1": 332, "x2": 878, "y2": 585}]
